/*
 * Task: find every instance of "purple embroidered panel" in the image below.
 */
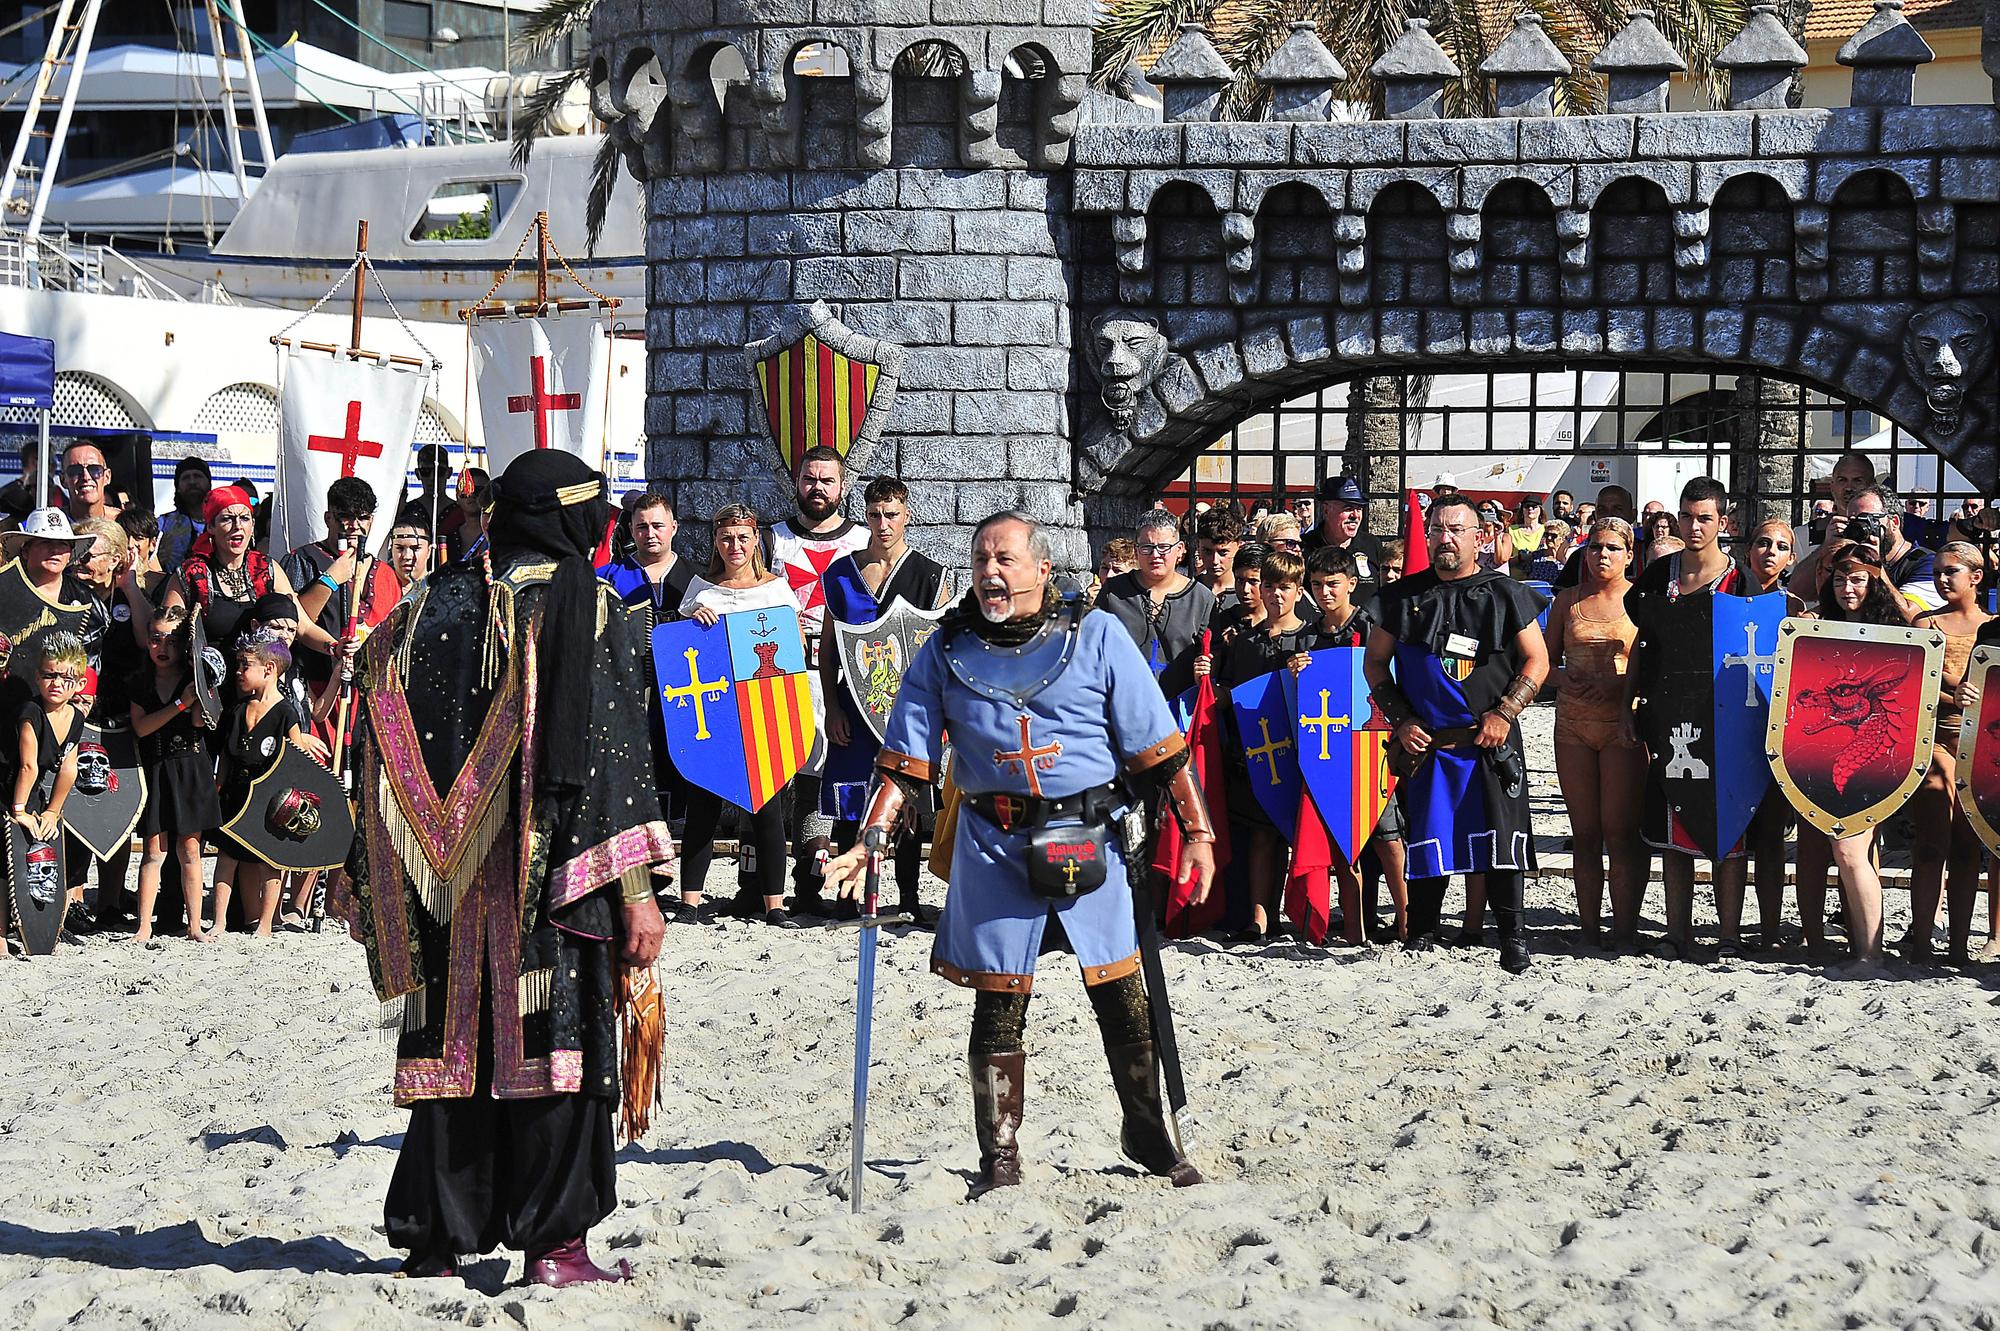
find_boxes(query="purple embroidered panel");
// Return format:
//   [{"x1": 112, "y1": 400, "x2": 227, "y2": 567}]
[
  {"x1": 550, "y1": 822, "x2": 676, "y2": 910},
  {"x1": 367, "y1": 651, "x2": 524, "y2": 885},
  {"x1": 362, "y1": 745, "x2": 418, "y2": 1000}
]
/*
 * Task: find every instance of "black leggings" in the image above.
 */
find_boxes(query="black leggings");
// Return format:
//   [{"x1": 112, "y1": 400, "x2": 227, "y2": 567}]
[
  {"x1": 678, "y1": 784, "x2": 789, "y2": 903},
  {"x1": 1407, "y1": 870, "x2": 1523, "y2": 938},
  {"x1": 970, "y1": 971, "x2": 1152, "y2": 1057}
]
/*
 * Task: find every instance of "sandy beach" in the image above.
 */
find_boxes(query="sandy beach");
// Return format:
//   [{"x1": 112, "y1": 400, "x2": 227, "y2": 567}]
[{"x1": 4, "y1": 711, "x2": 1999, "y2": 1329}]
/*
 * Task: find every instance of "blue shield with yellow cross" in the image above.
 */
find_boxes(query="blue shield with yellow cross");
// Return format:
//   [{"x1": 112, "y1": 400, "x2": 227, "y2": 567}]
[{"x1": 653, "y1": 606, "x2": 818, "y2": 813}]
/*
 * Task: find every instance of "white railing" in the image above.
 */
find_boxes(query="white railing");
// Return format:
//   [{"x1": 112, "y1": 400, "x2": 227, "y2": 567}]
[{"x1": 0, "y1": 229, "x2": 188, "y2": 301}]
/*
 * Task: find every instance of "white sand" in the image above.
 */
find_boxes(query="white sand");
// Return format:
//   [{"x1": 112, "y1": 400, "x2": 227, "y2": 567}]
[{"x1": 4, "y1": 711, "x2": 1999, "y2": 1328}]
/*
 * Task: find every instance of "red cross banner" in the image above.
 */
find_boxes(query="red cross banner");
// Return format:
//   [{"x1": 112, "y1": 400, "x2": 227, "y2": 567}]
[
  {"x1": 276, "y1": 350, "x2": 428, "y2": 557},
  {"x1": 471, "y1": 312, "x2": 609, "y2": 471}
]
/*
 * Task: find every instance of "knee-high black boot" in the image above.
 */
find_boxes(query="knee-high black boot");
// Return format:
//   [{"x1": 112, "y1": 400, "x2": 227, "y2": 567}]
[
  {"x1": 1405, "y1": 876, "x2": 1448, "y2": 947},
  {"x1": 968, "y1": 1052, "x2": 1024, "y2": 1193},
  {"x1": 1490, "y1": 871, "x2": 1531, "y2": 973},
  {"x1": 1104, "y1": 1041, "x2": 1203, "y2": 1187}
]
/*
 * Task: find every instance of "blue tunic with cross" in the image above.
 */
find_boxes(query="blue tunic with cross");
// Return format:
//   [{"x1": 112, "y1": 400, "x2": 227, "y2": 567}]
[{"x1": 880, "y1": 606, "x2": 1182, "y2": 993}]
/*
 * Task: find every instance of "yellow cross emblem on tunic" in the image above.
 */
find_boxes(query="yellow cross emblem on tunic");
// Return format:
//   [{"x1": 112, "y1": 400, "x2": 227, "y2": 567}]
[
  {"x1": 1297, "y1": 688, "x2": 1351, "y2": 761},
  {"x1": 1244, "y1": 717, "x2": 1294, "y2": 786},
  {"x1": 662, "y1": 647, "x2": 729, "y2": 740}
]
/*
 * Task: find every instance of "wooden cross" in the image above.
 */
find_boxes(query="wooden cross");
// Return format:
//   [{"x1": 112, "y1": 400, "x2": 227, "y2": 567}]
[
  {"x1": 506, "y1": 355, "x2": 583, "y2": 449},
  {"x1": 1244, "y1": 716, "x2": 1294, "y2": 786},
  {"x1": 306, "y1": 400, "x2": 383, "y2": 478},
  {"x1": 993, "y1": 713, "x2": 1062, "y2": 797},
  {"x1": 1296, "y1": 687, "x2": 1350, "y2": 761},
  {"x1": 1722, "y1": 620, "x2": 1778, "y2": 708},
  {"x1": 661, "y1": 646, "x2": 728, "y2": 740}
]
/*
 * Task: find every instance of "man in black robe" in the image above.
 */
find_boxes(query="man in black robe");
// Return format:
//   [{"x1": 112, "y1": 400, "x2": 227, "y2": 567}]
[
  {"x1": 343, "y1": 450, "x2": 671, "y2": 1285},
  {"x1": 1364, "y1": 495, "x2": 1548, "y2": 973}
]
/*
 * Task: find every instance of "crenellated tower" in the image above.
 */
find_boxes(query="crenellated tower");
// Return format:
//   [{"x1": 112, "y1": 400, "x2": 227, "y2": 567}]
[{"x1": 587, "y1": 0, "x2": 1098, "y2": 566}]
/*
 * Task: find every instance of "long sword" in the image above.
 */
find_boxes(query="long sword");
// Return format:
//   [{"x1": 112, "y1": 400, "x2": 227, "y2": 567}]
[
  {"x1": 1125, "y1": 806, "x2": 1188, "y2": 1148},
  {"x1": 838, "y1": 828, "x2": 912, "y2": 1213}
]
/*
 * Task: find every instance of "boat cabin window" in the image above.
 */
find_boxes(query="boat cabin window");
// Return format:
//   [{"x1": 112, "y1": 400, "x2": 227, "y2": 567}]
[{"x1": 409, "y1": 178, "x2": 523, "y2": 243}]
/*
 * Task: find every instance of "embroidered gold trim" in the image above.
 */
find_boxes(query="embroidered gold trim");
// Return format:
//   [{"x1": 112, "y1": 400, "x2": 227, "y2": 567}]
[{"x1": 555, "y1": 480, "x2": 601, "y2": 507}]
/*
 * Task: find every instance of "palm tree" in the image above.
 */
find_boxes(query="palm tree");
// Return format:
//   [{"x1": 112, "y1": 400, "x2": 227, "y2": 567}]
[
  {"x1": 1095, "y1": 0, "x2": 1743, "y2": 115},
  {"x1": 509, "y1": 0, "x2": 622, "y2": 254}
]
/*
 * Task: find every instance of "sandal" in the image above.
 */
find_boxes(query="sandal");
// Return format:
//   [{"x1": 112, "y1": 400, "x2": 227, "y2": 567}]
[{"x1": 1717, "y1": 939, "x2": 1745, "y2": 960}]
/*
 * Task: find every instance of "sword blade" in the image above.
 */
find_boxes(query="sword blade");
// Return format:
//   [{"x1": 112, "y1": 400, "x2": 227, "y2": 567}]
[
  {"x1": 849, "y1": 844, "x2": 884, "y2": 1213},
  {"x1": 1124, "y1": 809, "x2": 1188, "y2": 1116}
]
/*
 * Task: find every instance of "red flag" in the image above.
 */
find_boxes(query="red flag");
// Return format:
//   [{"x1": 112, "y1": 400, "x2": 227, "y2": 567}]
[
  {"x1": 1403, "y1": 490, "x2": 1429, "y2": 577},
  {"x1": 593, "y1": 514, "x2": 618, "y2": 567},
  {"x1": 1285, "y1": 783, "x2": 1335, "y2": 945},
  {"x1": 1158, "y1": 631, "x2": 1231, "y2": 938}
]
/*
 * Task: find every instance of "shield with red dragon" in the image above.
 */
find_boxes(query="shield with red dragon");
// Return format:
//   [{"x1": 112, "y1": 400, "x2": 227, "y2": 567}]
[
  {"x1": 1953, "y1": 644, "x2": 2000, "y2": 857},
  {"x1": 1765, "y1": 618, "x2": 1944, "y2": 838}
]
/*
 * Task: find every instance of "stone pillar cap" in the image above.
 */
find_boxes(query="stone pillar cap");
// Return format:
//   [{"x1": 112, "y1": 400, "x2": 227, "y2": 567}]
[
  {"x1": 1478, "y1": 13, "x2": 1572, "y2": 77},
  {"x1": 1150, "y1": 22, "x2": 1235, "y2": 83},
  {"x1": 1370, "y1": 17, "x2": 1461, "y2": 80},
  {"x1": 1716, "y1": 3, "x2": 1809, "y2": 69},
  {"x1": 1837, "y1": 0, "x2": 1936, "y2": 67},
  {"x1": 1254, "y1": 21, "x2": 1348, "y2": 84},
  {"x1": 1591, "y1": 9, "x2": 1689, "y2": 73}
]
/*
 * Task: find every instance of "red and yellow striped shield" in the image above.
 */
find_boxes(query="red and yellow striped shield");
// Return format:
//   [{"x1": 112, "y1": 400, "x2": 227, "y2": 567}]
[
  {"x1": 752, "y1": 330, "x2": 884, "y2": 474},
  {"x1": 745, "y1": 302, "x2": 906, "y2": 478},
  {"x1": 736, "y1": 672, "x2": 816, "y2": 812}
]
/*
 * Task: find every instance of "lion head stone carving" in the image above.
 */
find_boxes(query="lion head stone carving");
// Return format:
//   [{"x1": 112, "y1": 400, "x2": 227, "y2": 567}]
[
  {"x1": 1085, "y1": 309, "x2": 1170, "y2": 431},
  {"x1": 1903, "y1": 301, "x2": 1993, "y2": 436}
]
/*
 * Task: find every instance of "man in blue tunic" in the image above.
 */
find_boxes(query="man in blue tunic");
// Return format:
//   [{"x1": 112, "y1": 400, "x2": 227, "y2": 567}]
[
  {"x1": 824, "y1": 511, "x2": 1217, "y2": 1193},
  {"x1": 1363, "y1": 494, "x2": 1548, "y2": 974}
]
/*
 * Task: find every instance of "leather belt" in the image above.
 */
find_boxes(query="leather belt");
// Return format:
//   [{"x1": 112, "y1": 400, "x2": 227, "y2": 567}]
[{"x1": 964, "y1": 782, "x2": 1122, "y2": 834}]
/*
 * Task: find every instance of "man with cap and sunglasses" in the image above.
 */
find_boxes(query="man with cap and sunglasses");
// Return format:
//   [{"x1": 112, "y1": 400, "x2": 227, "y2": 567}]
[
  {"x1": 156, "y1": 456, "x2": 212, "y2": 577},
  {"x1": 1303, "y1": 475, "x2": 1388, "y2": 601}
]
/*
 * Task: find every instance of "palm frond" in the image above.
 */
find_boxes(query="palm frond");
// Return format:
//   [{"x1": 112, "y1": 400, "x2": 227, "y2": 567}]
[
  {"x1": 1093, "y1": 0, "x2": 1214, "y2": 90},
  {"x1": 1208, "y1": 0, "x2": 1315, "y2": 118},
  {"x1": 584, "y1": 132, "x2": 623, "y2": 258},
  {"x1": 510, "y1": 61, "x2": 586, "y2": 169},
  {"x1": 511, "y1": 0, "x2": 597, "y2": 64}
]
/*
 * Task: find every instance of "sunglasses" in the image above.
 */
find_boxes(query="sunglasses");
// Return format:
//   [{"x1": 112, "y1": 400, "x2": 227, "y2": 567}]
[{"x1": 64, "y1": 463, "x2": 107, "y2": 481}]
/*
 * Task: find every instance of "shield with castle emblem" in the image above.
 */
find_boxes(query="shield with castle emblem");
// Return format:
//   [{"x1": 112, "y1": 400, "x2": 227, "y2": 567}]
[
  {"x1": 745, "y1": 301, "x2": 906, "y2": 477},
  {"x1": 833, "y1": 601, "x2": 947, "y2": 744},
  {"x1": 653, "y1": 605, "x2": 818, "y2": 812}
]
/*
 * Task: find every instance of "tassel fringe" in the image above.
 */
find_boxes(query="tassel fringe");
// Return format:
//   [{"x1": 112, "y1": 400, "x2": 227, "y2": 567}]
[
  {"x1": 518, "y1": 967, "x2": 553, "y2": 1017},
  {"x1": 380, "y1": 768, "x2": 508, "y2": 927},
  {"x1": 617, "y1": 966, "x2": 666, "y2": 1144},
  {"x1": 378, "y1": 985, "x2": 428, "y2": 1042}
]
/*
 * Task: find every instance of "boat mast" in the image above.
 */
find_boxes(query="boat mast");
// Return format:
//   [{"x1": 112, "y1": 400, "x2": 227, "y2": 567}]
[
  {"x1": 12, "y1": 0, "x2": 107, "y2": 247},
  {"x1": 0, "y1": 0, "x2": 80, "y2": 223},
  {"x1": 218, "y1": 0, "x2": 276, "y2": 173},
  {"x1": 201, "y1": 0, "x2": 250, "y2": 198}
]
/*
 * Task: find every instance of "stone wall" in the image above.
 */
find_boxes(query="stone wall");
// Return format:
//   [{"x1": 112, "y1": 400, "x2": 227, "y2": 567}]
[{"x1": 592, "y1": 1, "x2": 2000, "y2": 566}]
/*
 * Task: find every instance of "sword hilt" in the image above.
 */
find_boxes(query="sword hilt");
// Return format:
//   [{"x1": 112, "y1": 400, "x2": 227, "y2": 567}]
[{"x1": 835, "y1": 910, "x2": 915, "y2": 931}]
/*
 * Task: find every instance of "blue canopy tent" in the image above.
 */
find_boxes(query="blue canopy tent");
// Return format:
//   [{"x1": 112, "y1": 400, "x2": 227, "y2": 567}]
[{"x1": 0, "y1": 331, "x2": 56, "y2": 508}]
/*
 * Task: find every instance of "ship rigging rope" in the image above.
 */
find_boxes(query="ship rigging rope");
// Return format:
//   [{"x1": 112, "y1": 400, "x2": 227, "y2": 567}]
[{"x1": 272, "y1": 253, "x2": 443, "y2": 368}]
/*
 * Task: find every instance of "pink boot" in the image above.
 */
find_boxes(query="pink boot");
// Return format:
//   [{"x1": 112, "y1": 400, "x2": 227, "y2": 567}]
[{"x1": 524, "y1": 1238, "x2": 631, "y2": 1288}]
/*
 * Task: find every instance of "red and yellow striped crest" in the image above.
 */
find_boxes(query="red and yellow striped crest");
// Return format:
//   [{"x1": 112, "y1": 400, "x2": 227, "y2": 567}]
[
  {"x1": 752, "y1": 330, "x2": 884, "y2": 474},
  {"x1": 1352, "y1": 729, "x2": 1395, "y2": 847},
  {"x1": 736, "y1": 673, "x2": 817, "y2": 812}
]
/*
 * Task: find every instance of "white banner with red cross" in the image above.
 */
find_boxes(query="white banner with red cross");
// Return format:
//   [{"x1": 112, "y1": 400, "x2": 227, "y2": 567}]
[
  {"x1": 470, "y1": 312, "x2": 610, "y2": 473},
  {"x1": 275, "y1": 351, "x2": 428, "y2": 557}
]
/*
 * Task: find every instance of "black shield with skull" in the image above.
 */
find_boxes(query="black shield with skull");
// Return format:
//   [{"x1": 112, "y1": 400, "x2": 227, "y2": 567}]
[
  {"x1": 60, "y1": 723, "x2": 146, "y2": 863},
  {"x1": 220, "y1": 740, "x2": 354, "y2": 872}
]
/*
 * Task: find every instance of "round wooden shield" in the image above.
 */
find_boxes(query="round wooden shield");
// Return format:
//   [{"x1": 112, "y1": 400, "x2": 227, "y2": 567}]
[
  {"x1": 61, "y1": 722, "x2": 146, "y2": 862},
  {"x1": 219, "y1": 740, "x2": 356, "y2": 872},
  {"x1": 6, "y1": 818, "x2": 66, "y2": 955},
  {"x1": 1765, "y1": 618, "x2": 1944, "y2": 838},
  {"x1": 1954, "y1": 644, "x2": 2000, "y2": 857}
]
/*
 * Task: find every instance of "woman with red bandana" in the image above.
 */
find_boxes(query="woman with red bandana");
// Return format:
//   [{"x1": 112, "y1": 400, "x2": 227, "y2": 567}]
[{"x1": 158, "y1": 487, "x2": 334, "y2": 676}]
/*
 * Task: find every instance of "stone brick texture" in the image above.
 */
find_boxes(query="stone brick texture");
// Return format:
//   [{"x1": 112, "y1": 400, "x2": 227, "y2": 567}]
[{"x1": 591, "y1": 0, "x2": 1999, "y2": 566}]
